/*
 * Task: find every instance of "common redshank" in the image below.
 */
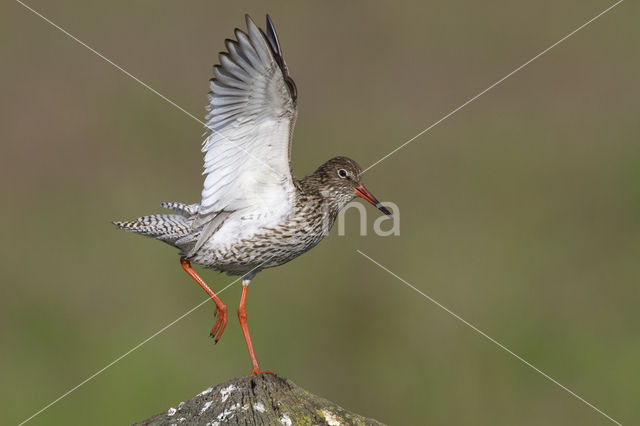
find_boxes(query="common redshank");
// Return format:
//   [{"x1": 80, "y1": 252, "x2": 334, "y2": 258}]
[{"x1": 114, "y1": 14, "x2": 392, "y2": 376}]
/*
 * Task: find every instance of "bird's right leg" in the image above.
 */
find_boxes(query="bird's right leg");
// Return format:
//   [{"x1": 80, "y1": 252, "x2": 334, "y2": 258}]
[
  {"x1": 180, "y1": 257, "x2": 227, "y2": 342},
  {"x1": 238, "y1": 278, "x2": 274, "y2": 376}
]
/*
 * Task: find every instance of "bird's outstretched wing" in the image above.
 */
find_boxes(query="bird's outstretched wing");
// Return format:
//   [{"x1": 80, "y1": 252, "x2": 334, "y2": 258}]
[{"x1": 199, "y1": 15, "x2": 298, "y2": 219}]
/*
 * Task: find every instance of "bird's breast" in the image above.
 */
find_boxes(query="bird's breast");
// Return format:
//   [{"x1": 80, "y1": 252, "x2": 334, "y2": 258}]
[{"x1": 190, "y1": 198, "x2": 333, "y2": 273}]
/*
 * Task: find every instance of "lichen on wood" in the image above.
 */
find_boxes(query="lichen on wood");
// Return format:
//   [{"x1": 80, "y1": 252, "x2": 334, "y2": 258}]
[{"x1": 134, "y1": 374, "x2": 385, "y2": 425}]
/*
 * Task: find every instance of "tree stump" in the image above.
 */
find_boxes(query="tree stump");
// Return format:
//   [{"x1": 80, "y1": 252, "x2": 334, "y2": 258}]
[{"x1": 134, "y1": 374, "x2": 385, "y2": 425}]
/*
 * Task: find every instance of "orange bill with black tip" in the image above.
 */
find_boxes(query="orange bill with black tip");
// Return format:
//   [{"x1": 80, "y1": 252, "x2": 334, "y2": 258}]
[{"x1": 354, "y1": 184, "x2": 393, "y2": 217}]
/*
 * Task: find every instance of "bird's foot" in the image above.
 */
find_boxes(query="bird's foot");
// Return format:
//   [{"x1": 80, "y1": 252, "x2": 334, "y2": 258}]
[
  {"x1": 250, "y1": 368, "x2": 276, "y2": 376},
  {"x1": 209, "y1": 305, "x2": 228, "y2": 343}
]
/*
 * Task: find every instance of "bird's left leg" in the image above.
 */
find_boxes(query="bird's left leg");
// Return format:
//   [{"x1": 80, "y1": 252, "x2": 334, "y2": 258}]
[
  {"x1": 238, "y1": 278, "x2": 274, "y2": 376},
  {"x1": 180, "y1": 257, "x2": 228, "y2": 342}
]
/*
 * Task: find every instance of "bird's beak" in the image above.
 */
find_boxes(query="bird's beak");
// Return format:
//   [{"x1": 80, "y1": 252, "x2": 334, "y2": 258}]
[{"x1": 354, "y1": 184, "x2": 393, "y2": 217}]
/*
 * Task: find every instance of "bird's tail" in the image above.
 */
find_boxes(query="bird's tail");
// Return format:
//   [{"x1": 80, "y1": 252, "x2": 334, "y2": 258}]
[{"x1": 112, "y1": 202, "x2": 197, "y2": 244}]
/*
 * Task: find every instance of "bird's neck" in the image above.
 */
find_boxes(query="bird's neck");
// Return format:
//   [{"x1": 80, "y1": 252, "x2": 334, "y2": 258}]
[{"x1": 296, "y1": 176, "x2": 346, "y2": 227}]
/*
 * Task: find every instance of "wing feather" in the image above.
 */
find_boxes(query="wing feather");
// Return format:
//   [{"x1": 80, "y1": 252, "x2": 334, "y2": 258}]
[{"x1": 198, "y1": 15, "x2": 297, "y2": 219}]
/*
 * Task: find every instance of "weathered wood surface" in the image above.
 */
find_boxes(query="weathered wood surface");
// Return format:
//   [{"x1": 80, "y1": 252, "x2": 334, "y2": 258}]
[{"x1": 134, "y1": 374, "x2": 385, "y2": 425}]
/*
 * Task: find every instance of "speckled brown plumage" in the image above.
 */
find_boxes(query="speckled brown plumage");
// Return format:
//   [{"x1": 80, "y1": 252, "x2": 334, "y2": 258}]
[
  {"x1": 190, "y1": 157, "x2": 364, "y2": 275},
  {"x1": 115, "y1": 157, "x2": 368, "y2": 278}
]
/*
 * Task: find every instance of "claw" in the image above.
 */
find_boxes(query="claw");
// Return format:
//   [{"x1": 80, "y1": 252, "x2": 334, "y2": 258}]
[{"x1": 208, "y1": 305, "x2": 227, "y2": 343}]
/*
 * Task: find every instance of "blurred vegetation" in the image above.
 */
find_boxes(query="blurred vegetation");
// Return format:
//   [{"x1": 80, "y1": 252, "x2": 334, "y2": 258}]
[{"x1": 2, "y1": 1, "x2": 639, "y2": 425}]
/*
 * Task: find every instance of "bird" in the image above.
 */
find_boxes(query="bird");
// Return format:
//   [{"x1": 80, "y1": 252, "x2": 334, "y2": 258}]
[{"x1": 113, "y1": 14, "x2": 392, "y2": 376}]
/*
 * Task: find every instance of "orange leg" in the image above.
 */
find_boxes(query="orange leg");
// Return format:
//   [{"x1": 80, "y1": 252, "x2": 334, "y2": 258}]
[
  {"x1": 238, "y1": 279, "x2": 275, "y2": 376},
  {"x1": 180, "y1": 257, "x2": 227, "y2": 343}
]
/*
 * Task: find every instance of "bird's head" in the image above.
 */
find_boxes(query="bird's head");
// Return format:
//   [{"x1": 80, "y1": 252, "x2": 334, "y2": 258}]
[{"x1": 311, "y1": 156, "x2": 392, "y2": 217}]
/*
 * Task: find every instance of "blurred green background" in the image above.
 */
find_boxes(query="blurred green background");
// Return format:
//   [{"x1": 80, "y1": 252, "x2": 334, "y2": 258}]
[{"x1": 2, "y1": 1, "x2": 638, "y2": 425}]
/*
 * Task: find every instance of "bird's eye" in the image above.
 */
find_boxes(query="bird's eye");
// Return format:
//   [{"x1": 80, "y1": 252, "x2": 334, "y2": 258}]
[{"x1": 338, "y1": 169, "x2": 348, "y2": 178}]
